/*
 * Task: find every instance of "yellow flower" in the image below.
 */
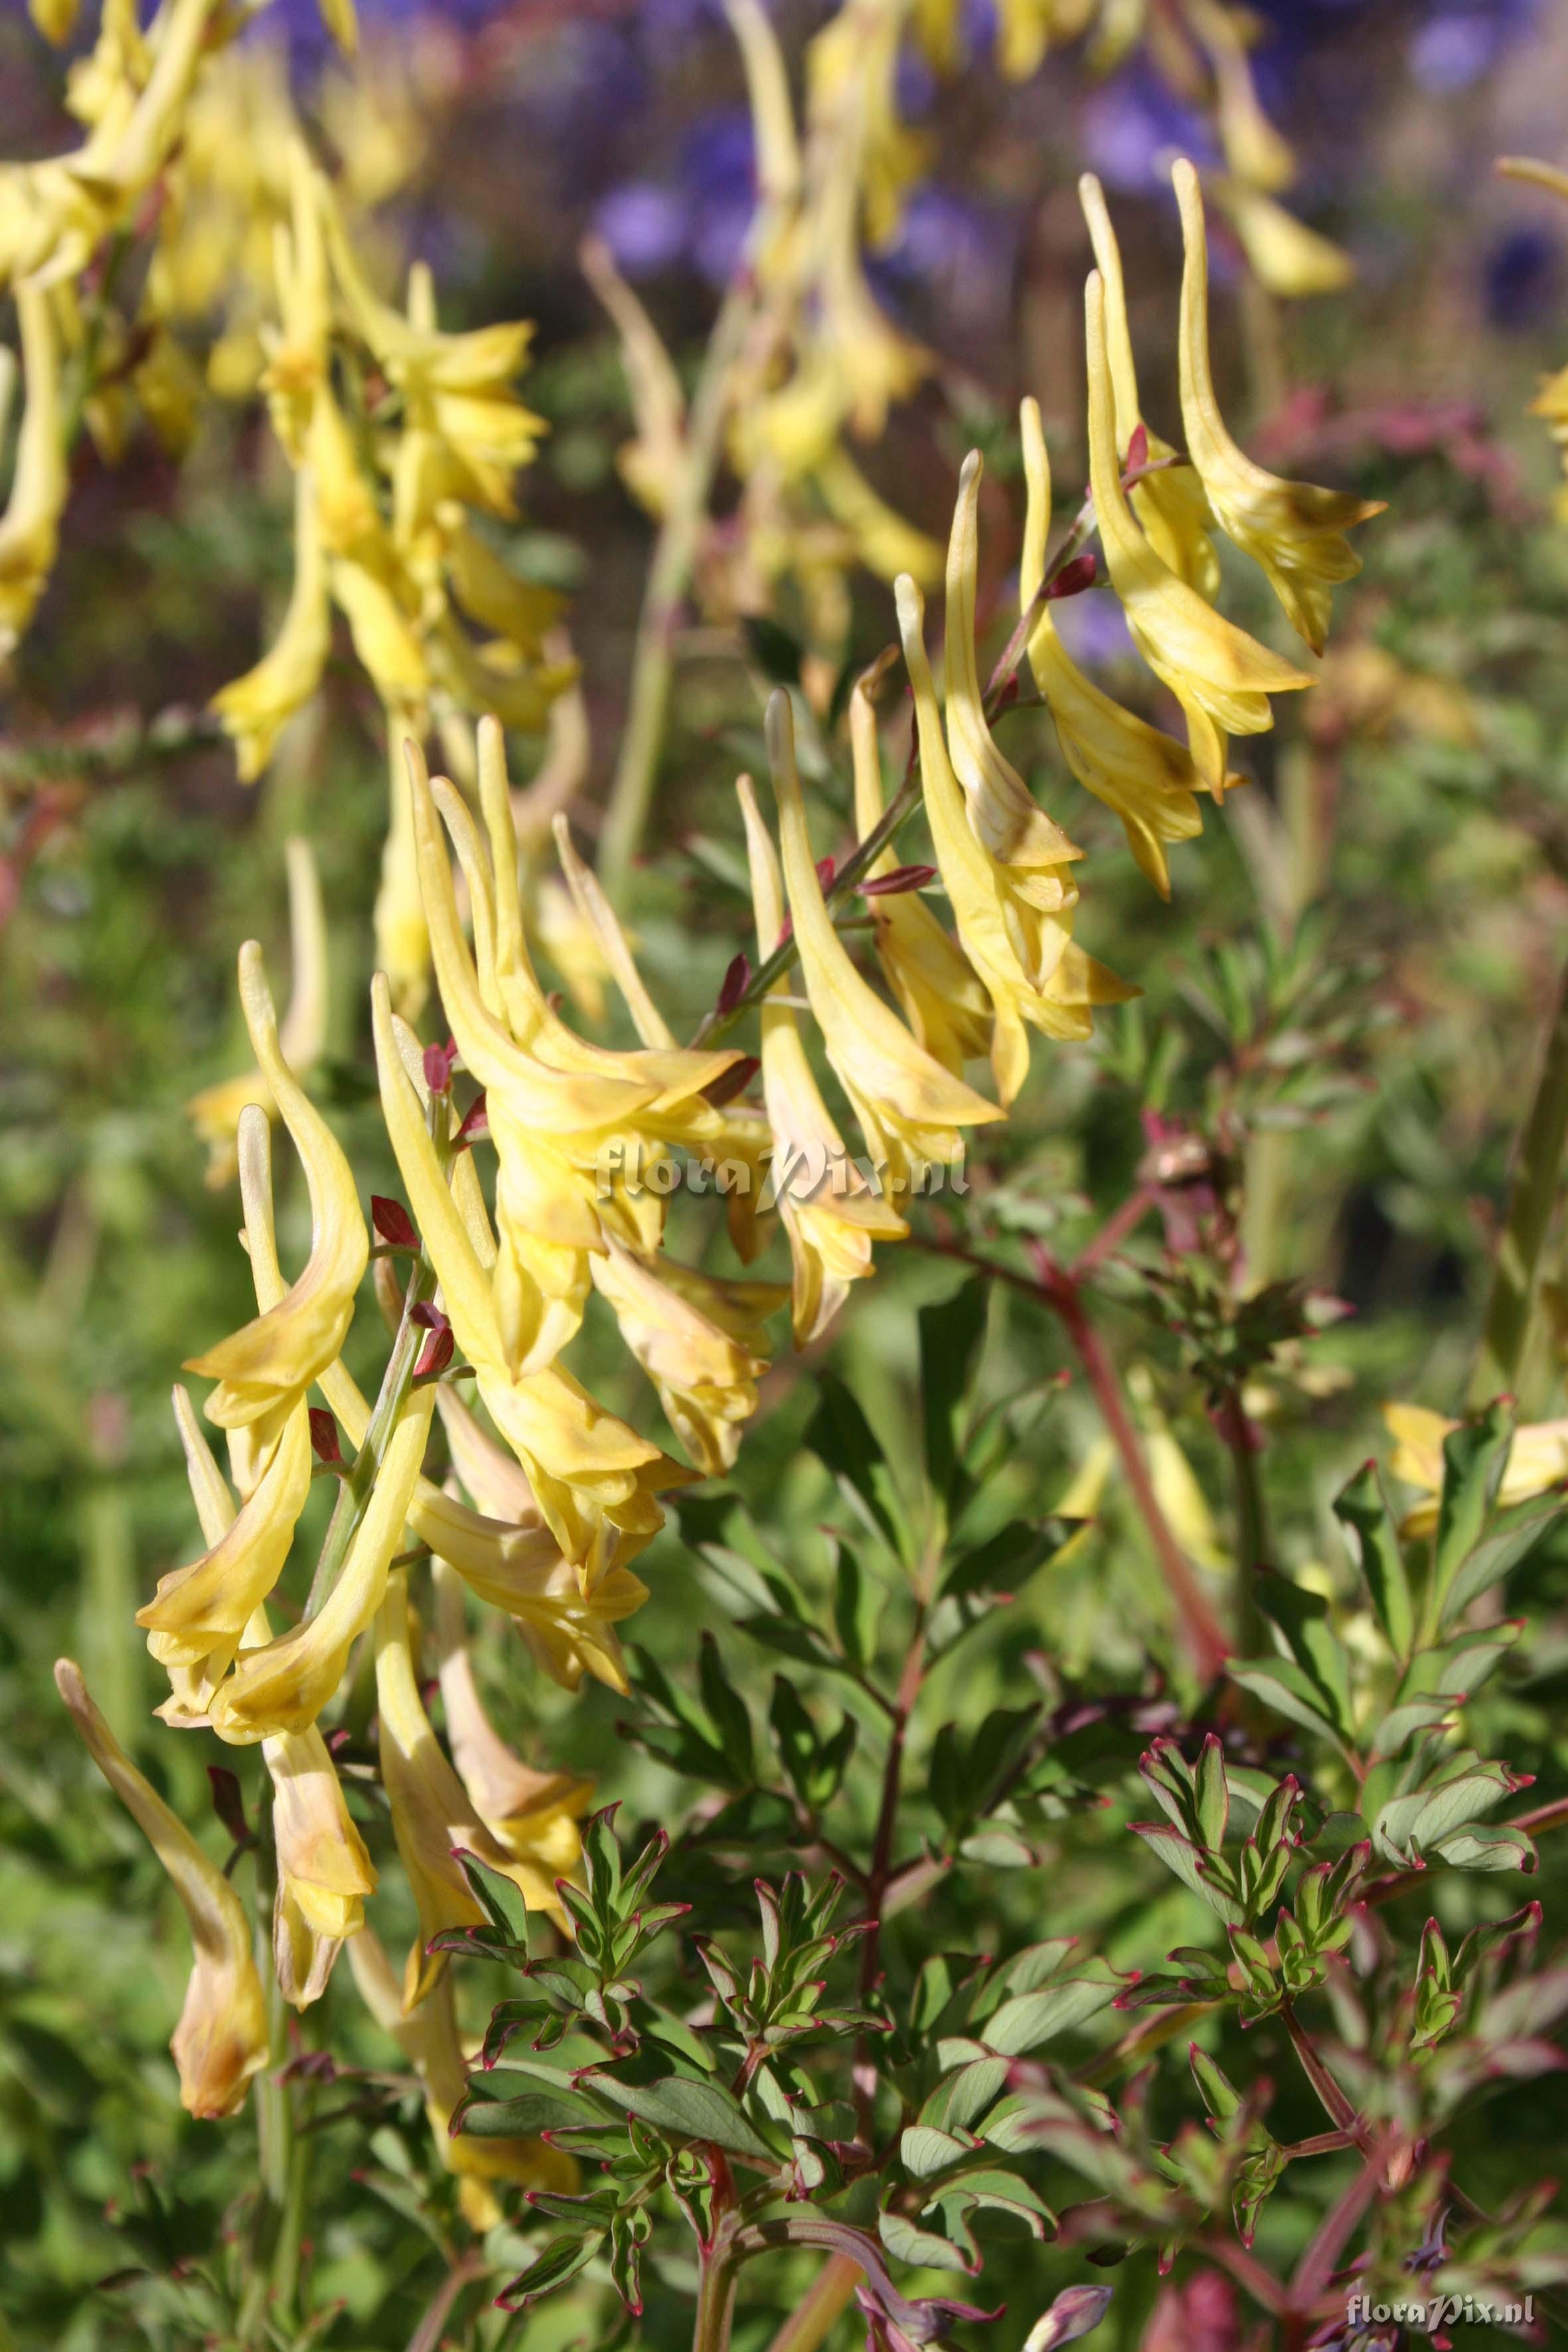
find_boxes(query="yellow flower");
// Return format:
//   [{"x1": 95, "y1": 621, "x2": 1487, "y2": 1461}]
[
  {"x1": 737, "y1": 773, "x2": 905, "y2": 1344},
  {"x1": 1383, "y1": 1403, "x2": 1568, "y2": 1541},
  {"x1": 212, "y1": 471, "x2": 332, "y2": 783},
  {"x1": 29, "y1": 0, "x2": 81, "y2": 40},
  {"x1": 1019, "y1": 397, "x2": 1204, "y2": 897},
  {"x1": 848, "y1": 665, "x2": 992, "y2": 1074},
  {"x1": 187, "y1": 838, "x2": 329, "y2": 1188},
  {"x1": 580, "y1": 231, "x2": 688, "y2": 518},
  {"x1": 0, "y1": 283, "x2": 67, "y2": 659},
  {"x1": 371, "y1": 973, "x2": 688, "y2": 1585},
  {"x1": 769, "y1": 690, "x2": 1002, "y2": 1196},
  {"x1": 1174, "y1": 159, "x2": 1382, "y2": 657},
  {"x1": 814, "y1": 447, "x2": 943, "y2": 586},
  {"x1": 268, "y1": 1725, "x2": 376, "y2": 2007},
  {"x1": 1084, "y1": 270, "x2": 1314, "y2": 793},
  {"x1": 1208, "y1": 177, "x2": 1353, "y2": 299},
  {"x1": 185, "y1": 945, "x2": 368, "y2": 1431},
  {"x1": 1079, "y1": 172, "x2": 1219, "y2": 597},
  {"x1": 347, "y1": 1926, "x2": 574, "y2": 2229},
  {"x1": 137, "y1": 1401, "x2": 311, "y2": 1673},
  {"x1": 1186, "y1": 0, "x2": 1295, "y2": 194},
  {"x1": 591, "y1": 1237, "x2": 787, "y2": 1478},
  {"x1": 55, "y1": 1660, "x2": 269, "y2": 2120},
  {"x1": 376, "y1": 1569, "x2": 572, "y2": 2008},
  {"x1": 897, "y1": 576, "x2": 1135, "y2": 1105},
  {"x1": 432, "y1": 1558, "x2": 592, "y2": 1859},
  {"x1": 943, "y1": 451, "x2": 1084, "y2": 965}
]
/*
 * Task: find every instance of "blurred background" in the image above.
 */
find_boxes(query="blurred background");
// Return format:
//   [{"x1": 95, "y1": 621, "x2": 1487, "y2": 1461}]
[{"x1": 7, "y1": 1, "x2": 1568, "y2": 2343}]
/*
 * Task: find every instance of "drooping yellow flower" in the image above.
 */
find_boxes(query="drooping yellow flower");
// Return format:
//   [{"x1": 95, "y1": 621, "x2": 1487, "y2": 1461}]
[
  {"x1": 1208, "y1": 177, "x2": 1354, "y2": 299},
  {"x1": 1018, "y1": 397, "x2": 1204, "y2": 897},
  {"x1": 371, "y1": 973, "x2": 686, "y2": 1586},
  {"x1": 1186, "y1": 0, "x2": 1295, "y2": 194},
  {"x1": 211, "y1": 471, "x2": 332, "y2": 784},
  {"x1": 347, "y1": 1926, "x2": 574, "y2": 2230},
  {"x1": 376, "y1": 1569, "x2": 572, "y2": 2009},
  {"x1": 1085, "y1": 271, "x2": 1313, "y2": 793},
  {"x1": 1078, "y1": 171, "x2": 1219, "y2": 599},
  {"x1": 208, "y1": 1377, "x2": 437, "y2": 1748},
  {"x1": 1383, "y1": 1403, "x2": 1568, "y2": 1541},
  {"x1": 848, "y1": 666, "x2": 992, "y2": 1074},
  {"x1": 185, "y1": 944, "x2": 368, "y2": 1431},
  {"x1": 187, "y1": 838, "x2": 329, "y2": 1188},
  {"x1": 591, "y1": 1237, "x2": 787, "y2": 1478},
  {"x1": 55, "y1": 1660, "x2": 269, "y2": 2120},
  {"x1": 738, "y1": 773, "x2": 905, "y2": 1344},
  {"x1": 898, "y1": 576, "x2": 1135, "y2": 1106},
  {"x1": 432, "y1": 1559, "x2": 591, "y2": 1861},
  {"x1": 814, "y1": 447, "x2": 943, "y2": 586},
  {"x1": 944, "y1": 451, "x2": 1084, "y2": 973},
  {"x1": 1174, "y1": 159, "x2": 1382, "y2": 657},
  {"x1": 769, "y1": 690, "x2": 1002, "y2": 1196},
  {"x1": 137, "y1": 1400, "x2": 311, "y2": 1672},
  {"x1": 0, "y1": 283, "x2": 67, "y2": 659},
  {"x1": 580, "y1": 231, "x2": 688, "y2": 518},
  {"x1": 269, "y1": 1725, "x2": 376, "y2": 2006},
  {"x1": 29, "y1": 0, "x2": 81, "y2": 40}
]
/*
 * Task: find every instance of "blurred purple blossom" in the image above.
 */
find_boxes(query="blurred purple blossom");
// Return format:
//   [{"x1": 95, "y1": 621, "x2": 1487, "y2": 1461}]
[
  {"x1": 1081, "y1": 65, "x2": 1219, "y2": 195},
  {"x1": 1484, "y1": 225, "x2": 1560, "y2": 329},
  {"x1": 1052, "y1": 589, "x2": 1137, "y2": 673},
  {"x1": 1408, "y1": 0, "x2": 1538, "y2": 94}
]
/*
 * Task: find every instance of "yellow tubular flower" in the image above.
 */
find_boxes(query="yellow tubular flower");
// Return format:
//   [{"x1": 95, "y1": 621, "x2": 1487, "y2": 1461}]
[
  {"x1": 30, "y1": 0, "x2": 81, "y2": 39},
  {"x1": 0, "y1": 282, "x2": 67, "y2": 658},
  {"x1": 136, "y1": 1403, "x2": 310, "y2": 1670},
  {"x1": 551, "y1": 813, "x2": 676, "y2": 1051},
  {"x1": 185, "y1": 945, "x2": 368, "y2": 1431},
  {"x1": 55, "y1": 1660, "x2": 268, "y2": 2120},
  {"x1": 347, "y1": 1927, "x2": 574, "y2": 2229},
  {"x1": 187, "y1": 837, "x2": 329, "y2": 1187},
  {"x1": 1078, "y1": 171, "x2": 1219, "y2": 597},
  {"x1": 813, "y1": 449, "x2": 943, "y2": 587},
  {"x1": 897, "y1": 576, "x2": 1134, "y2": 1105},
  {"x1": 1173, "y1": 159, "x2": 1382, "y2": 656},
  {"x1": 1384, "y1": 1403, "x2": 1568, "y2": 1541},
  {"x1": 1187, "y1": 0, "x2": 1295, "y2": 193},
  {"x1": 580, "y1": 232, "x2": 688, "y2": 518},
  {"x1": 268, "y1": 1725, "x2": 376, "y2": 2006},
  {"x1": 591, "y1": 1237, "x2": 787, "y2": 1478},
  {"x1": 943, "y1": 452, "x2": 1083, "y2": 972},
  {"x1": 376, "y1": 1569, "x2": 570, "y2": 2008},
  {"x1": 848, "y1": 668, "x2": 991, "y2": 1074},
  {"x1": 768, "y1": 690, "x2": 1002, "y2": 1196},
  {"x1": 1085, "y1": 271, "x2": 1312, "y2": 793},
  {"x1": 212, "y1": 469, "x2": 332, "y2": 784},
  {"x1": 1018, "y1": 398, "x2": 1203, "y2": 898},
  {"x1": 376, "y1": 722, "x2": 431, "y2": 1020},
  {"x1": 370, "y1": 975, "x2": 684, "y2": 1586},
  {"x1": 1209, "y1": 178, "x2": 1353, "y2": 298},
  {"x1": 432, "y1": 1560, "x2": 591, "y2": 1855},
  {"x1": 737, "y1": 772, "x2": 905, "y2": 1345}
]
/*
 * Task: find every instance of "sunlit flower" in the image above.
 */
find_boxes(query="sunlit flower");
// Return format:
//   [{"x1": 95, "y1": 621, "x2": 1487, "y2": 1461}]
[
  {"x1": 432, "y1": 1558, "x2": 592, "y2": 1860},
  {"x1": 0, "y1": 284, "x2": 67, "y2": 659},
  {"x1": 137, "y1": 1397, "x2": 310, "y2": 1673},
  {"x1": 1208, "y1": 177, "x2": 1354, "y2": 299},
  {"x1": 185, "y1": 945, "x2": 368, "y2": 1433},
  {"x1": 211, "y1": 471, "x2": 332, "y2": 784},
  {"x1": 738, "y1": 772, "x2": 905, "y2": 1344},
  {"x1": 768, "y1": 690, "x2": 1002, "y2": 1195},
  {"x1": 849, "y1": 665, "x2": 992, "y2": 1073},
  {"x1": 1019, "y1": 397, "x2": 1204, "y2": 898},
  {"x1": 1084, "y1": 270, "x2": 1313, "y2": 793},
  {"x1": 55, "y1": 1659, "x2": 268, "y2": 2120},
  {"x1": 592, "y1": 1237, "x2": 787, "y2": 1477},
  {"x1": 1174, "y1": 159, "x2": 1383, "y2": 655},
  {"x1": 268, "y1": 1725, "x2": 376, "y2": 2006},
  {"x1": 1079, "y1": 172, "x2": 1219, "y2": 598}
]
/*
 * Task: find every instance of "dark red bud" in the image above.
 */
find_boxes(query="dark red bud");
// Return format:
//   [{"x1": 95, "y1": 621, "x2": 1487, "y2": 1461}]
[
  {"x1": 455, "y1": 1091, "x2": 489, "y2": 1150},
  {"x1": 1046, "y1": 552, "x2": 1098, "y2": 600},
  {"x1": 858, "y1": 862, "x2": 936, "y2": 898},
  {"x1": 415, "y1": 1325, "x2": 456, "y2": 1380},
  {"x1": 308, "y1": 1408, "x2": 342, "y2": 1464},
  {"x1": 410, "y1": 1301, "x2": 451, "y2": 1332},
  {"x1": 716, "y1": 951, "x2": 751, "y2": 1015},
  {"x1": 1125, "y1": 421, "x2": 1149, "y2": 472},
  {"x1": 423, "y1": 1037, "x2": 456, "y2": 1093},
  {"x1": 370, "y1": 1194, "x2": 418, "y2": 1248},
  {"x1": 815, "y1": 854, "x2": 836, "y2": 892}
]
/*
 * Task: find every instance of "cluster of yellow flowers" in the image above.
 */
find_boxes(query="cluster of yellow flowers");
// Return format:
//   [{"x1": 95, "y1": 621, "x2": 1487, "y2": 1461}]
[{"x1": 54, "y1": 153, "x2": 1378, "y2": 2206}]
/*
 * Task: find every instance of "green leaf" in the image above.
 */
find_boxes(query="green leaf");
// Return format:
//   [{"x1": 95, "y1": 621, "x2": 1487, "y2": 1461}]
[
  {"x1": 919, "y1": 2057, "x2": 1009, "y2": 2134},
  {"x1": 743, "y1": 614, "x2": 805, "y2": 687},
  {"x1": 1429, "y1": 1824, "x2": 1536, "y2": 1873},
  {"x1": 1368, "y1": 1696, "x2": 1456, "y2": 1761},
  {"x1": 579, "y1": 2071, "x2": 779, "y2": 2166},
  {"x1": 919, "y1": 1278, "x2": 989, "y2": 1502},
  {"x1": 1130, "y1": 1823, "x2": 1247, "y2": 1927},
  {"x1": 454, "y1": 2082, "x2": 597, "y2": 2139},
  {"x1": 1192, "y1": 1735, "x2": 1229, "y2": 1851},
  {"x1": 1397, "y1": 1620, "x2": 1522, "y2": 1702},
  {"x1": 1227, "y1": 1658, "x2": 1350, "y2": 1746},
  {"x1": 901, "y1": 2124, "x2": 978, "y2": 2179},
  {"x1": 497, "y1": 2233, "x2": 605, "y2": 2310},
  {"x1": 1334, "y1": 1463, "x2": 1413, "y2": 1658},
  {"x1": 698, "y1": 1634, "x2": 754, "y2": 1784},
  {"x1": 979, "y1": 1972, "x2": 1121, "y2": 2055},
  {"x1": 877, "y1": 2209, "x2": 973, "y2": 2274},
  {"x1": 1255, "y1": 1575, "x2": 1352, "y2": 1734},
  {"x1": 940, "y1": 1519, "x2": 1073, "y2": 1603},
  {"x1": 451, "y1": 1847, "x2": 531, "y2": 1957},
  {"x1": 1439, "y1": 1497, "x2": 1566, "y2": 1630},
  {"x1": 1430, "y1": 1403, "x2": 1514, "y2": 1628},
  {"x1": 805, "y1": 1372, "x2": 909, "y2": 1559},
  {"x1": 1188, "y1": 2044, "x2": 1241, "y2": 2122}
]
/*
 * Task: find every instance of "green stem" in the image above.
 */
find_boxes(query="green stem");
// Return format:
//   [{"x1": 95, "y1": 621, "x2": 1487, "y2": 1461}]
[
  {"x1": 1471, "y1": 947, "x2": 1568, "y2": 1405},
  {"x1": 1222, "y1": 1391, "x2": 1270, "y2": 1661},
  {"x1": 692, "y1": 2235, "x2": 742, "y2": 2352},
  {"x1": 599, "y1": 281, "x2": 757, "y2": 905},
  {"x1": 238, "y1": 1839, "x2": 305, "y2": 2344},
  {"x1": 759, "y1": 2253, "x2": 863, "y2": 2352}
]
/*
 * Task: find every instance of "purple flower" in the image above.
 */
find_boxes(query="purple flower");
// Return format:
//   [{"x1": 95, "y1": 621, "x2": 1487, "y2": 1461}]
[{"x1": 1081, "y1": 64, "x2": 1218, "y2": 194}]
